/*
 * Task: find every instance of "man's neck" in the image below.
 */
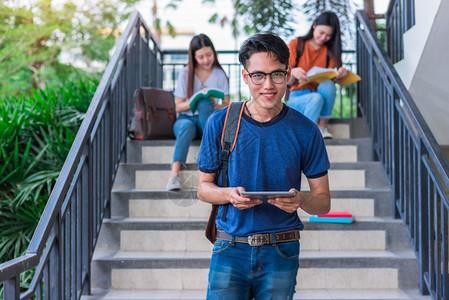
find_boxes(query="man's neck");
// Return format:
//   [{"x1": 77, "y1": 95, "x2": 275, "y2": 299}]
[{"x1": 246, "y1": 101, "x2": 283, "y2": 123}]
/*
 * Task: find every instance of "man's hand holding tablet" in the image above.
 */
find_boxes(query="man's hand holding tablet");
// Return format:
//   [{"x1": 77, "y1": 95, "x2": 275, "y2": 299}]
[
  {"x1": 240, "y1": 190, "x2": 301, "y2": 214},
  {"x1": 230, "y1": 189, "x2": 299, "y2": 212},
  {"x1": 240, "y1": 191, "x2": 295, "y2": 199}
]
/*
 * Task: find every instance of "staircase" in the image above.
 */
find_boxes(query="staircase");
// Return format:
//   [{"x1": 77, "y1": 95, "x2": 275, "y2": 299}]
[{"x1": 87, "y1": 118, "x2": 431, "y2": 300}]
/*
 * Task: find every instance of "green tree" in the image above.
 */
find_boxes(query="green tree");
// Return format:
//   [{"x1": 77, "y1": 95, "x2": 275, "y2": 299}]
[
  {"x1": 161, "y1": 0, "x2": 359, "y2": 46},
  {"x1": 211, "y1": 0, "x2": 298, "y2": 37},
  {"x1": 166, "y1": 0, "x2": 298, "y2": 38},
  {"x1": 0, "y1": 0, "x2": 138, "y2": 96}
]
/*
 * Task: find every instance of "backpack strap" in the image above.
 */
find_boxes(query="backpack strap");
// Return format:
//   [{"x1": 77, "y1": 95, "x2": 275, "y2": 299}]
[
  {"x1": 219, "y1": 101, "x2": 245, "y2": 221},
  {"x1": 295, "y1": 37, "x2": 331, "y2": 68}
]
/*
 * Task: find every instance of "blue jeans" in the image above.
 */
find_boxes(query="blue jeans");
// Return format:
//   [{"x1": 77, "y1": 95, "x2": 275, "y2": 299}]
[
  {"x1": 207, "y1": 239, "x2": 300, "y2": 299},
  {"x1": 287, "y1": 80, "x2": 336, "y2": 123},
  {"x1": 173, "y1": 98, "x2": 214, "y2": 165}
]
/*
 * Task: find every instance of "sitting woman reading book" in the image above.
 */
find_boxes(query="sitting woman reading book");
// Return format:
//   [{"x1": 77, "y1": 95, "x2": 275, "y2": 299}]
[
  {"x1": 287, "y1": 11, "x2": 349, "y2": 139},
  {"x1": 167, "y1": 34, "x2": 230, "y2": 191}
]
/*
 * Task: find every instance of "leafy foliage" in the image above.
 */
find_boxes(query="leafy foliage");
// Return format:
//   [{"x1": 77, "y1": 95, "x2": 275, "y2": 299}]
[
  {"x1": 233, "y1": 0, "x2": 298, "y2": 36},
  {"x1": 158, "y1": 0, "x2": 359, "y2": 46},
  {"x1": 204, "y1": 0, "x2": 298, "y2": 38},
  {"x1": 0, "y1": 77, "x2": 97, "y2": 266},
  {"x1": 332, "y1": 85, "x2": 358, "y2": 118},
  {"x1": 0, "y1": 0, "x2": 134, "y2": 97}
]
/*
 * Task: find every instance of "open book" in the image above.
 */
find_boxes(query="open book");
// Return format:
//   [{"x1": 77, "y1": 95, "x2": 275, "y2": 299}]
[
  {"x1": 189, "y1": 88, "x2": 224, "y2": 113},
  {"x1": 299, "y1": 66, "x2": 361, "y2": 87}
]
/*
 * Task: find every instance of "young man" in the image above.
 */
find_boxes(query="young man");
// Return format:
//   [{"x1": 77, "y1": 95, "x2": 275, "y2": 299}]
[{"x1": 197, "y1": 32, "x2": 331, "y2": 299}]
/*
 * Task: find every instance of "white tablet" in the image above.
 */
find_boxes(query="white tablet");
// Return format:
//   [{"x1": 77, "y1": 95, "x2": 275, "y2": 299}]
[{"x1": 241, "y1": 191, "x2": 294, "y2": 199}]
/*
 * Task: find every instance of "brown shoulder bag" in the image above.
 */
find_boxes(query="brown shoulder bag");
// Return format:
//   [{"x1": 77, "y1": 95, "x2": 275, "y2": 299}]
[{"x1": 205, "y1": 101, "x2": 246, "y2": 243}]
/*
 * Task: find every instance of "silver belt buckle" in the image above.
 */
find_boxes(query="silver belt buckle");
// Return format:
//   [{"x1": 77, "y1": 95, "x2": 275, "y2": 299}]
[{"x1": 248, "y1": 233, "x2": 269, "y2": 246}]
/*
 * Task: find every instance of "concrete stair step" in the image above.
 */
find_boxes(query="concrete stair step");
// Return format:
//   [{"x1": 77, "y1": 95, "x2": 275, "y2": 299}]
[
  {"x1": 91, "y1": 249, "x2": 418, "y2": 290},
  {"x1": 117, "y1": 229, "x2": 387, "y2": 252},
  {"x1": 126, "y1": 121, "x2": 358, "y2": 163},
  {"x1": 140, "y1": 144, "x2": 359, "y2": 164},
  {"x1": 128, "y1": 137, "x2": 374, "y2": 162},
  {"x1": 125, "y1": 197, "x2": 376, "y2": 219},
  {"x1": 83, "y1": 288, "x2": 429, "y2": 300},
  {"x1": 93, "y1": 249, "x2": 417, "y2": 264},
  {"x1": 91, "y1": 248, "x2": 420, "y2": 290},
  {"x1": 110, "y1": 267, "x2": 398, "y2": 290},
  {"x1": 133, "y1": 169, "x2": 366, "y2": 190},
  {"x1": 96, "y1": 217, "x2": 411, "y2": 252},
  {"x1": 113, "y1": 161, "x2": 388, "y2": 190},
  {"x1": 111, "y1": 188, "x2": 393, "y2": 218}
]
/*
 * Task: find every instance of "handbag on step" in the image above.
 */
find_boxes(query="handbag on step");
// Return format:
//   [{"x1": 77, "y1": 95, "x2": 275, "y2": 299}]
[{"x1": 130, "y1": 87, "x2": 176, "y2": 140}]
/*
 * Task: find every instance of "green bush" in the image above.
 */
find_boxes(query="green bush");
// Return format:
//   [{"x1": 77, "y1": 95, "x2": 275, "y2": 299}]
[
  {"x1": 0, "y1": 77, "x2": 97, "y2": 266},
  {"x1": 332, "y1": 85, "x2": 358, "y2": 118}
]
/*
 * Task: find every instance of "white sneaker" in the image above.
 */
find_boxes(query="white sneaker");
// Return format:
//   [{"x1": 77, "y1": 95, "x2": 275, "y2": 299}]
[
  {"x1": 319, "y1": 126, "x2": 333, "y2": 139},
  {"x1": 167, "y1": 176, "x2": 182, "y2": 191}
]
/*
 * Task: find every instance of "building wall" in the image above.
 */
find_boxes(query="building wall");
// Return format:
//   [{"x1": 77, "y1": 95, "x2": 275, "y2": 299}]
[
  {"x1": 391, "y1": 0, "x2": 448, "y2": 145},
  {"x1": 407, "y1": 0, "x2": 449, "y2": 145},
  {"x1": 393, "y1": 0, "x2": 440, "y2": 88}
]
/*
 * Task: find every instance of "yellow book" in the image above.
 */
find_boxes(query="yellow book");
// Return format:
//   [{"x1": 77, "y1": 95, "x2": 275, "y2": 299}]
[{"x1": 298, "y1": 66, "x2": 361, "y2": 87}]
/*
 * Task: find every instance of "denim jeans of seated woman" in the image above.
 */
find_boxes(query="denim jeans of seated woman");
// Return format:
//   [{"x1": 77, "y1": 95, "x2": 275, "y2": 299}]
[
  {"x1": 207, "y1": 239, "x2": 300, "y2": 299},
  {"x1": 287, "y1": 80, "x2": 336, "y2": 123},
  {"x1": 173, "y1": 98, "x2": 215, "y2": 167}
]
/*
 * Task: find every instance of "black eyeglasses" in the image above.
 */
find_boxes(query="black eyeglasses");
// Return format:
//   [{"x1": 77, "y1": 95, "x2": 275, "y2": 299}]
[{"x1": 245, "y1": 70, "x2": 288, "y2": 85}]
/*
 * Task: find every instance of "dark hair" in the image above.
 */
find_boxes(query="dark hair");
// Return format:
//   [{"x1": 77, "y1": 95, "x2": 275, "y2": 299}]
[
  {"x1": 186, "y1": 34, "x2": 224, "y2": 98},
  {"x1": 238, "y1": 32, "x2": 290, "y2": 69},
  {"x1": 300, "y1": 11, "x2": 342, "y2": 67}
]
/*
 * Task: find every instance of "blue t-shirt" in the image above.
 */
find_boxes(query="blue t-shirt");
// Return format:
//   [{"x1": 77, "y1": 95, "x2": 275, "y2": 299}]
[{"x1": 197, "y1": 104, "x2": 330, "y2": 236}]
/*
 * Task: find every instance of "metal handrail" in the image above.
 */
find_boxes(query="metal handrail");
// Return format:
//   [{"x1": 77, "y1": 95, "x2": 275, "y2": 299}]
[
  {"x1": 0, "y1": 11, "x2": 161, "y2": 299},
  {"x1": 356, "y1": 10, "x2": 449, "y2": 299},
  {"x1": 386, "y1": 0, "x2": 415, "y2": 63}
]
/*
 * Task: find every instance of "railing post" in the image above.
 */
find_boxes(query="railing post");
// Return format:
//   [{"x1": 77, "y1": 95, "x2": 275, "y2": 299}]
[
  {"x1": 367, "y1": 45, "x2": 377, "y2": 161},
  {"x1": 418, "y1": 146, "x2": 430, "y2": 295},
  {"x1": 137, "y1": 19, "x2": 143, "y2": 88},
  {"x1": 105, "y1": 93, "x2": 112, "y2": 221},
  {"x1": 82, "y1": 151, "x2": 91, "y2": 296},
  {"x1": 3, "y1": 277, "x2": 20, "y2": 300},
  {"x1": 391, "y1": 96, "x2": 400, "y2": 218},
  {"x1": 356, "y1": 17, "x2": 364, "y2": 118},
  {"x1": 49, "y1": 218, "x2": 61, "y2": 298}
]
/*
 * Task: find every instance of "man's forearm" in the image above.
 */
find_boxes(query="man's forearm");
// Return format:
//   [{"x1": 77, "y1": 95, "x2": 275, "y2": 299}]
[
  {"x1": 298, "y1": 192, "x2": 330, "y2": 215},
  {"x1": 197, "y1": 181, "x2": 233, "y2": 205}
]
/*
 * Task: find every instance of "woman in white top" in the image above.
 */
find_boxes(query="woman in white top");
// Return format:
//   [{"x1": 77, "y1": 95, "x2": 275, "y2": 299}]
[{"x1": 167, "y1": 34, "x2": 230, "y2": 191}]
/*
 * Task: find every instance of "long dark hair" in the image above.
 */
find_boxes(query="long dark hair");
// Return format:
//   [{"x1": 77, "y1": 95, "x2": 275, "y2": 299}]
[
  {"x1": 299, "y1": 11, "x2": 342, "y2": 67},
  {"x1": 186, "y1": 34, "x2": 223, "y2": 98}
]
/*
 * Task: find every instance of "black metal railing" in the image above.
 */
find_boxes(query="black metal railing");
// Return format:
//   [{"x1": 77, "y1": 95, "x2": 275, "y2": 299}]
[
  {"x1": 357, "y1": 10, "x2": 449, "y2": 299},
  {"x1": 162, "y1": 49, "x2": 359, "y2": 119},
  {"x1": 0, "y1": 11, "x2": 161, "y2": 299},
  {"x1": 386, "y1": 0, "x2": 415, "y2": 63}
]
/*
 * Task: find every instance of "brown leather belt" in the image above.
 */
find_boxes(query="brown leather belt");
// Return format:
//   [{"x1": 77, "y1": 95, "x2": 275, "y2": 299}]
[{"x1": 216, "y1": 229, "x2": 300, "y2": 246}]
